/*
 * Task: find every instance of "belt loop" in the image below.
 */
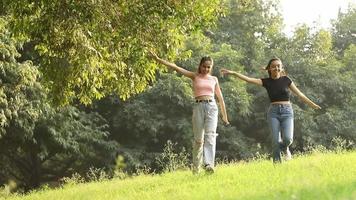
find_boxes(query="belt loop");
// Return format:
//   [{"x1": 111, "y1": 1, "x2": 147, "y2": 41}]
[{"x1": 196, "y1": 99, "x2": 213, "y2": 103}]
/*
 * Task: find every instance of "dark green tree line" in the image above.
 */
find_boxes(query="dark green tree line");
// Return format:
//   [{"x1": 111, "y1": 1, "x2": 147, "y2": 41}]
[{"x1": 0, "y1": 18, "x2": 118, "y2": 191}]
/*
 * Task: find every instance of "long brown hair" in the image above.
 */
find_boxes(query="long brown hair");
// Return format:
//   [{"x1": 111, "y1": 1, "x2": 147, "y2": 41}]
[
  {"x1": 265, "y1": 57, "x2": 286, "y2": 78},
  {"x1": 197, "y1": 56, "x2": 213, "y2": 74}
]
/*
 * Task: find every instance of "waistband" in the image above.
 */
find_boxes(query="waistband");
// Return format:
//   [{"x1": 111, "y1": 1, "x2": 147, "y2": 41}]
[
  {"x1": 269, "y1": 104, "x2": 292, "y2": 107},
  {"x1": 196, "y1": 99, "x2": 213, "y2": 103}
]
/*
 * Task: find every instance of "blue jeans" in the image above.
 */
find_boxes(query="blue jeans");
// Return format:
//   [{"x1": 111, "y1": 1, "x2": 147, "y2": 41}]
[
  {"x1": 267, "y1": 104, "x2": 294, "y2": 162},
  {"x1": 192, "y1": 100, "x2": 218, "y2": 172}
]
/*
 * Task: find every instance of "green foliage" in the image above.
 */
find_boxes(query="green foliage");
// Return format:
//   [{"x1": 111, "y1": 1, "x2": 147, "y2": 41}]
[
  {"x1": 155, "y1": 140, "x2": 189, "y2": 172},
  {"x1": 0, "y1": 17, "x2": 43, "y2": 138},
  {"x1": 34, "y1": 106, "x2": 119, "y2": 167},
  {"x1": 213, "y1": 0, "x2": 283, "y2": 70},
  {"x1": 85, "y1": 167, "x2": 110, "y2": 182},
  {"x1": 0, "y1": 104, "x2": 119, "y2": 191},
  {"x1": 331, "y1": 5, "x2": 356, "y2": 56},
  {"x1": 0, "y1": 18, "x2": 118, "y2": 191},
  {"x1": 217, "y1": 125, "x2": 262, "y2": 160},
  {"x1": 330, "y1": 136, "x2": 354, "y2": 153},
  {"x1": 60, "y1": 172, "x2": 85, "y2": 186},
  {"x1": 4, "y1": 0, "x2": 224, "y2": 105},
  {"x1": 342, "y1": 44, "x2": 356, "y2": 74},
  {"x1": 113, "y1": 155, "x2": 128, "y2": 179},
  {"x1": 111, "y1": 73, "x2": 193, "y2": 150}
]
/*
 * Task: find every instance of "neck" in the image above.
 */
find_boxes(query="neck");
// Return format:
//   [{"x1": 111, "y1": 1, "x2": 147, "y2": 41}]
[{"x1": 271, "y1": 73, "x2": 280, "y2": 79}]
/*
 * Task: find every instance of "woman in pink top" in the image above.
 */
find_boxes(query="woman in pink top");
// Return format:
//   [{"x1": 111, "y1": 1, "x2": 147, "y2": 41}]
[{"x1": 150, "y1": 51, "x2": 229, "y2": 174}]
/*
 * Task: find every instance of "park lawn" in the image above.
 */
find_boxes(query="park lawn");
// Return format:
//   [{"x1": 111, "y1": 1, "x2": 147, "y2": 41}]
[{"x1": 6, "y1": 151, "x2": 356, "y2": 200}]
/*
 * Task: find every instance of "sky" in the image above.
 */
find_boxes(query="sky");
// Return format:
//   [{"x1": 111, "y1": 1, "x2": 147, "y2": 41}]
[{"x1": 280, "y1": 0, "x2": 356, "y2": 36}]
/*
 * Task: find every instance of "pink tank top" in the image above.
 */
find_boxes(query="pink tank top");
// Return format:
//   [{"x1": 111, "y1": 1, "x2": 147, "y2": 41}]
[{"x1": 193, "y1": 74, "x2": 217, "y2": 97}]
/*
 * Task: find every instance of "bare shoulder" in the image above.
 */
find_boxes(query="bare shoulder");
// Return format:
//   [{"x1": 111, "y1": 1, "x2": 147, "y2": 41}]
[
  {"x1": 211, "y1": 75, "x2": 219, "y2": 83},
  {"x1": 212, "y1": 75, "x2": 218, "y2": 80}
]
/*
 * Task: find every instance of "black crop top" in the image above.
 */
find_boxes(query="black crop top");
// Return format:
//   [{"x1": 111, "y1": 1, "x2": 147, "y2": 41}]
[{"x1": 261, "y1": 76, "x2": 292, "y2": 102}]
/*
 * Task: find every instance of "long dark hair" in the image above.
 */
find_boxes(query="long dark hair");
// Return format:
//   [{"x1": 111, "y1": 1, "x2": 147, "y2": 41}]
[
  {"x1": 197, "y1": 56, "x2": 213, "y2": 74},
  {"x1": 265, "y1": 57, "x2": 286, "y2": 78}
]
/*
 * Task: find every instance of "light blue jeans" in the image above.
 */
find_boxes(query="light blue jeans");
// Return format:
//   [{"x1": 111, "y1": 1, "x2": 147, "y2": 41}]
[
  {"x1": 192, "y1": 100, "x2": 218, "y2": 172},
  {"x1": 267, "y1": 104, "x2": 294, "y2": 163}
]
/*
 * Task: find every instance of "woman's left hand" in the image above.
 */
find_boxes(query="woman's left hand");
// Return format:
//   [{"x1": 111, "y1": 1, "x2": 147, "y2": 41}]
[{"x1": 222, "y1": 117, "x2": 230, "y2": 126}]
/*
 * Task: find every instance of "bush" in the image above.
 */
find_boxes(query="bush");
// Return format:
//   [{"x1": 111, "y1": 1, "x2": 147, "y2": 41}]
[{"x1": 155, "y1": 140, "x2": 190, "y2": 172}]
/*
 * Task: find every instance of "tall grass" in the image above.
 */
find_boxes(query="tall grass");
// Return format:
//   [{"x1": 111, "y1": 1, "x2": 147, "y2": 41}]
[{"x1": 5, "y1": 151, "x2": 356, "y2": 200}]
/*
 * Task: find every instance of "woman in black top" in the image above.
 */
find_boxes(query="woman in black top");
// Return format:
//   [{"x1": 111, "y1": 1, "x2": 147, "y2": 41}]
[{"x1": 221, "y1": 58, "x2": 321, "y2": 162}]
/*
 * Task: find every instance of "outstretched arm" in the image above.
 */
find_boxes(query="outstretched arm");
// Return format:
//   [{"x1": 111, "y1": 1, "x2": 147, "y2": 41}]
[
  {"x1": 289, "y1": 82, "x2": 321, "y2": 109},
  {"x1": 149, "y1": 51, "x2": 195, "y2": 79},
  {"x1": 215, "y1": 78, "x2": 229, "y2": 125},
  {"x1": 220, "y1": 69, "x2": 262, "y2": 86}
]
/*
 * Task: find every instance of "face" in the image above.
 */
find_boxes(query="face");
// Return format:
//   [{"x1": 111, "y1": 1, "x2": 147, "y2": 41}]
[
  {"x1": 199, "y1": 60, "x2": 213, "y2": 74},
  {"x1": 268, "y1": 60, "x2": 283, "y2": 76}
]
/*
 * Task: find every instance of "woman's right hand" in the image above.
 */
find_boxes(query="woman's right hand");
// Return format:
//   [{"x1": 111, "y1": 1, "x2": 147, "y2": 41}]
[
  {"x1": 148, "y1": 50, "x2": 159, "y2": 60},
  {"x1": 220, "y1": 69, "x2": 233, "y2": 76}
]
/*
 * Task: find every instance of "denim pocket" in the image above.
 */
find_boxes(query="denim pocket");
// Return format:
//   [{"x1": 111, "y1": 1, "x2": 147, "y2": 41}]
[
  {"x1": 267, "y1": 106, "x2": 278, "y2": 118},
  {"x1": 208, "y1": 101, "x2": 217, "y2": 107},
  {"x1": 281, "y1": 105, "x2": 294, "y2": 116},
  {"x1": 208, "y1": 102, "x2": 218, "y2": 113}
]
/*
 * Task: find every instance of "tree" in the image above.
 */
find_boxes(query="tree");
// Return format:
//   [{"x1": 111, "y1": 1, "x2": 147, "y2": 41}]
[
  {"x1": 111, "y1": 73, "x2": 193, "y2": 151},
  {"x1": 0, "y1": 18, "x2": 118, "y2": 191},
  {"x1": 331, "y1": 4, "x2": 356, "y2": 56},
  {"x1": 4, "y1": 0, "x2": 224, "y2": 105},
  {"x1": 0, "y1": 17, "x2": 41, "y2": 140},
  {"x1": 212, "y1": 0, "x2": 284, "y2": 71}
]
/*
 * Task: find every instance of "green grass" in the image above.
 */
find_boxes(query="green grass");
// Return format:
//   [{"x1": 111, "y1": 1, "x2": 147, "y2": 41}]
[{"x1": 5, "y1": 151, "x2": 356, "y2": 200}]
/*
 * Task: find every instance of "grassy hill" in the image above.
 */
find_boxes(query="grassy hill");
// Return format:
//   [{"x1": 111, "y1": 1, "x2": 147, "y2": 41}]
[{"x1": 5, "y1": 151, "x2": 356, "y2": 200}]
